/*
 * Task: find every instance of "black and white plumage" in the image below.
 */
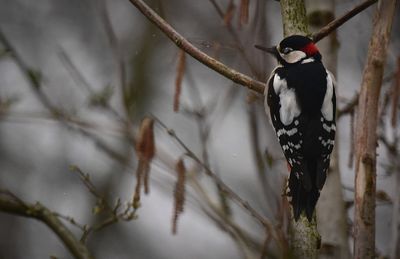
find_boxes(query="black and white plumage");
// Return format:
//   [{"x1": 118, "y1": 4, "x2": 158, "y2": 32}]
[{"x1": 263, "y1": 35, "x2": 336, "y2": 221}]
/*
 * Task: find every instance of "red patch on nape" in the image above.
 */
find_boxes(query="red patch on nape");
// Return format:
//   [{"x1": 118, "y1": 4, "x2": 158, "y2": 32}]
[{"x1": 301, "y1": 43, "x2": 319, "y2": 56}]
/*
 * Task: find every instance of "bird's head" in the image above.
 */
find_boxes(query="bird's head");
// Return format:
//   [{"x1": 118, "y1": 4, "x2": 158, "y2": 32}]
[{"x1": 257, "y1": 35, "x2": 321, "y2": 65}]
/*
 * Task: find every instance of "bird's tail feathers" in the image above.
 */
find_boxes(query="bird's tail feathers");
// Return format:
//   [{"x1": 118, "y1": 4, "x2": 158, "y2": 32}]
[{"x1": 288, "y1": 165, "x2": 320, "y2": 222}]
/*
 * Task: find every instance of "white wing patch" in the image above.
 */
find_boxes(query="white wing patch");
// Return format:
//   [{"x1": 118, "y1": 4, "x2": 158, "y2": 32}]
[
  {"x1": 273, "y1": 74, "x2": 301, "y2": 125},
  {"x1": 264, "y1": 66, "x2": 282, "y2": 122},
  {"x1": 301, "y1": 57, "x2": 315, "y2": 64},
  {"x1": 321, "y1": 72, "x2": 334, "y2": 121}
]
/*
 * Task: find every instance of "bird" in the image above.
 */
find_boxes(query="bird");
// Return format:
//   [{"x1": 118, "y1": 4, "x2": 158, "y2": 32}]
[{"x1": 259, "y1": 35, "x2": 336, "y2": 222}]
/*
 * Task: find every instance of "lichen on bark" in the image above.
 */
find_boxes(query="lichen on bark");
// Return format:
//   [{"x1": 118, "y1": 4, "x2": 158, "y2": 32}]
[{"x1": 280, "y1": 0, "x2": 309, "y2": 36}]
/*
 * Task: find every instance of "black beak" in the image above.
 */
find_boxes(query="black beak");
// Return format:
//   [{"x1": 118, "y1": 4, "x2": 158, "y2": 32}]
[{"x1": 254, "y1": 44, "x2": 278, "y2": 57}]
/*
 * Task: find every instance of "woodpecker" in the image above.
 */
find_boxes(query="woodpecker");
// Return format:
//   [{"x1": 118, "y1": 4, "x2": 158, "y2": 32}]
[{"x1": 260, "y1": 35, "x2": 336, "y2": 221}]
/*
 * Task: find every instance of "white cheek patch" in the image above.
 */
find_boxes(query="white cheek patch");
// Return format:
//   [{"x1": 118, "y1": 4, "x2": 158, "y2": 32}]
[
  {"x1": 273, "y1": 74, "x2": 301, "y2": 125},
  {"x1": 280, "y1": 50, "x2": 306, "y2": 64},
  {"x1": 321, "y1": 71, "x2": 335, "y2": 121},
  {"x1": 273, "y1": 73, "x2": 285, "y2": 93}
]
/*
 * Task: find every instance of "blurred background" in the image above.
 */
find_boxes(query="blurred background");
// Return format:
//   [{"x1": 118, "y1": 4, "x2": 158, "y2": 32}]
[{"x1": 0, "y1": 0, "x2": 399, "y2": 258}]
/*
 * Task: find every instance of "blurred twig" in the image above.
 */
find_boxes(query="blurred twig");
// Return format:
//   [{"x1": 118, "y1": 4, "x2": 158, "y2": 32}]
[
  {"x1": 311, "y1": 0, "x2": 378, "y2": 42},
  {"x1": 208, "y1": 0, "x2": 261, "y2": 78},
  {"x1": 70, "y1": 166, "x2": 137, "y2": 243},
  {"x1": 128, "y1": 0, "x2": 265, "y2": 94},
  {"x1": 128, "y1": 0, "x2": 377, "y2": 96},
  {"x1": 0, "y1": 29, "x2": 130, "y2": 164},
  {"x1": 152, "y1": 116, "x2": 283, "y2": 249},
  {"x1": 58, "y1": 49, "x2": 124, "y2": 122},
  {"x1": 248, "y1": 103, "x2": 275, "y2": 213},
  {"x1": 189, "y1": 177, "x2": 263, "y2": 253},
  {"x1": 337, "y1": 93, "x2": 359, "y2": 118},
  {"x1": 183, "y1": 67, "x2": 233, "y2": 216},
  {"x1": 97, "y1": 0, "x2": 128, "y2": 117},
  {"x1": 0, "y1": 190, "x2": 93, "y2": 259},
  {"x1": 152, "y1": 150, "x2": 265, "y2": 256},
  {"x1": 0, "y1": 29, "x2": 55, "y2": 111}
]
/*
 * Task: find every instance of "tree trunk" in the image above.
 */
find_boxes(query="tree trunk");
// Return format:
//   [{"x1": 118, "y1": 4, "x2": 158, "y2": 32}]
[
  {"x1": 279, "y1": 1, "x2": 320, "y2": 258},
  {"x1": 306, "y1": 1, "x2": 351, "y2": 258},
  {"x1": 354, "y1": 1, "x2": 397, "y2": 258}
]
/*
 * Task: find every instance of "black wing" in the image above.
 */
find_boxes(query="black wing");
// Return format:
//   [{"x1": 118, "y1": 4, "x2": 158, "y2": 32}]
[{"x1": 266, "y1": 67, "x2": 336, "y2": 221}]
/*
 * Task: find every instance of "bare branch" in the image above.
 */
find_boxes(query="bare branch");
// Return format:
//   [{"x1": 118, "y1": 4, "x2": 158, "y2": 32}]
[
  {"x1": 70, "y1": 166, "x2": 137, "y2": 242},
  {"x1": 0, "y1": 29, "x2": 55, "y2": 111},
  {"x1": 208, "y1": 0, "x2": 261, "y2": 78},
  {"x1": 0, "y1": 29, "x2": 130, "y2": 164},
  {"x1": 152, "y1": 116, "x2": 283, "y2": 248},
  {"x1": 0, "y1": 191, "x2": 93, "y2": 259},
  {"x1": 311, "y1": 0, "x2": 378, "y2": 42},
  {"x1": 127, "y1": 0, "x2": 378, "y2": 96},
  {"x1": 127, "y1": 0, "x2": 265, "y2": 94},
  {"x1": 354, "y1": 0, "x2": 397, "y2": 257},
  {"x1": 337, "y1": 93, "x2": 359, "y2": 118},
  {"x1": 97, "y1": 0, "x2": 127, "y2": 110}
]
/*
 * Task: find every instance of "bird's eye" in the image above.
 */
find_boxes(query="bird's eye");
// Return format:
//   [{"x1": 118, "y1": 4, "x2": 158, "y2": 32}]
[{"x1": 282, "y1": 47, "x2": 293, "y2": 54}]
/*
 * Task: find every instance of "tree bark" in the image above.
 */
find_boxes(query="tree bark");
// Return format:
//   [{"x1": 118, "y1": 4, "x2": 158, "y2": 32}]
[
  {"x1": 354, "y1": 1, "x2": 397, "y2": 258},
  {"x1": 306, "y1": 1, "x2": 351, "y2": 258},
  {"x1": 279, "y1": 1, "x2": 320, "y2": 258},
  {"x1": 280, "y1": 0, "x2": 309, "y2": 36}
]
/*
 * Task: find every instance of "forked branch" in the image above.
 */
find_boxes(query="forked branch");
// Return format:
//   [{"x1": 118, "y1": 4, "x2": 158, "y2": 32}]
[
  {"x1": 127, "y1": 0, "x2": 378, "y2": 94},
  {"x1": 128, "y1": 0, "x2": 265, "y2": 94},
  {"x1": 311, "y1": 0, "x2": 378, "y2": 42},
  {"x1": 0, "y1": 190, "x2": 93, "y2": 259}
]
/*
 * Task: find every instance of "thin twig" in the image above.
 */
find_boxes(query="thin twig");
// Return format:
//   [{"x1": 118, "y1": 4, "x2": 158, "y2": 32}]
[
  {"x1": 0, "y1": 29, "x2": 130, "y2": 164},
  {"x1": 311, "y1": 0, "x2": 378, "y2": 42},
  {"x1": 0, "y1": 191, "x2": 93, "y2": 259},
  {"x1": 338, "y1": 93, "x2": 359, "y2": 118},
  {"x1": 58, "y1": 49, "x2": 124, "y2": 121},
  {"x1": 248, "y1": 103, "x2": 275, "y2": 212},
  {"x1": 70, "y1": 166, "x2": 137, "y2": 242},
  {"x1": 0, "y1": 28, "x2": 56, "y2": 111},
  {"x1": 127, "y1": 0, "x2": 265, "y2": 94},
  {"x1": 208, "y1": 0, "x2": 261, "y2": 78},
  {"x1": 71, "y1": 166, "x2": 110, "y2": 207},
  {"x1": 152, "y1": 116, "x2": 282, "y2": 248},
  {"x1": 97, "y1": 0, "x2": 127, "y2": 112},
  {"x1": 127, "y1": 0, "x2": 377, "y2": 95},
  {"x1": 183, "y1": 67, "x2": 233, "y2": 216},
  {"x1": 189, "y1": 177, "x2": 263, "y2": 250},
  {"x1": 53, "y1": 212, "x2": 88, "y2": 232},
  {"x1": 58, "y1": 49, "x2": 94, "y2": 95}
]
